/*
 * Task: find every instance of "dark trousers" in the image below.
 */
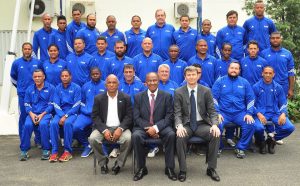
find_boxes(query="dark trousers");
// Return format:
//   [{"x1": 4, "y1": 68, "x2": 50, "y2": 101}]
[
  {"x1": 132, "y1": 126, "x2": 176, "y2": 169},
  {"x1": 176, "y1": 121, "x2": 220, "y2": 172}
]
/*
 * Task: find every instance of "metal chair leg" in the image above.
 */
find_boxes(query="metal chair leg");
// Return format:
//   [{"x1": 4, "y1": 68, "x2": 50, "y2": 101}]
[{"x1": 93, "y1": 153, "x2": 97, "y2": 175}]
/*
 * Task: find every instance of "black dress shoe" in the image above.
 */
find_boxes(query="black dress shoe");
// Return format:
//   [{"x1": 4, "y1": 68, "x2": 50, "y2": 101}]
[
  {"x1": 177, "y1": 171, "x2": 186, "y2": 182},
  {"x1": 133, "y1": 167, "x2": 148, "y2": 181},
  {"x1": 165, "y1": 168, "x2": 177, "y2": 181},
  {"x1": 206, "y1": 168, "x2": 220, "y2": 181},
  {"x1": 259, "y1": 141, "x2": 267, "y2": 154},
  {"x1": 112, "y1": 161, "x2": 121, "y2": 175},
  {"x1": 101, "y1": 158, "x2": 109, "y2": 174}
]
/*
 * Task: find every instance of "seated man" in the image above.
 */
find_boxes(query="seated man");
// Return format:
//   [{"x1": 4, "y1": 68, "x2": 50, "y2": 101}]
[
  {"x1": 132, "y1": 72, "x2": 176, "y2": 181},
  {"x1": 212, "y1": 62, "x2": 256, "y2": 159},
  {"x1": 175, "y1": 66, "x2": 221, "y2": 182},
  {"x1": 19, "y1": 69, "x2": 55, "y2": 161},
  {"x1": 49, "y1": 69, "x2": 81, "y2": 162},
  {"x1": 89, "y1": 74, "x2": 132, "y2": 175},
  {"x1": 73, "y1": 67, "x2": 106, "y2": 158},
  {"x1": 253, "y1": 66, "x2": 295, "y2": 154}
]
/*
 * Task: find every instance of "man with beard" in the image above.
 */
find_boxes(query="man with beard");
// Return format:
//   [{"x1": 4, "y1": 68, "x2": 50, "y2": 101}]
[
  {"x1": 101, "y1": 15, "x2": 126, "y2": 52},
  {"x1": 105, "y1": 40, "x2": 133, "y2": 80},
  {"x1": 261, "y1": 32, "x2": 295, "y2": 99},
  {"x1": 66, "y1": 38, "x2": 95, "y2": 86},
  {"x1": 212, "y1": 62, "x2": 256, "y2": 159},
  {"x1": 66, "y1": 8, "x2": 86, "y2": 53},
  {"x1": 125, "y1": 15, "x2": 146, "y2": 58},
  {"x1": 76, "y1": 14, "x2": 100, "y2": 54},
  {"x1": 133, "y1": 37, "x2": 163, "y2": 82},
  {"x1": 33, "y1": 13, "x2": 56, "y2": 61},
  {"x1": 73, "y1": 67, "x2": 106, "y2": 158}
]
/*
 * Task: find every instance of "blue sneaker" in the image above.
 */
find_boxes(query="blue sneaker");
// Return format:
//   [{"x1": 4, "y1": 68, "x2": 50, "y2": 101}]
[
  {"x1": 41, "y1": 150, "x2": 50, "y2": 160},
  {"x1": 19, "y1": 151, "x2": 29, "y2": 161},
  {"x1": 81, "y1": 146, "x2": 93, "y2": 158}
]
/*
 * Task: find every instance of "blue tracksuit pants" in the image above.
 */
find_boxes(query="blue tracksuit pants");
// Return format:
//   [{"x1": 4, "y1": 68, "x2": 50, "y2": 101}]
[{"x1": 73, "y1": 114, "x2": 92, "y2": 147}]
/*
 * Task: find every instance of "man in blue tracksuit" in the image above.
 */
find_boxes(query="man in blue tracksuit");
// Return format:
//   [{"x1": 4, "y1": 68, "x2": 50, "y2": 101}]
[
  {"x1": 119, "y1": 64, "x2": 146, "y2": 103},
  {"x1": 73, "y1": 67, "x2": 106, "y2": 158},
  {"x1": 212, "y1": 62, "x2": 256, "y2": 159},
  {"x1": 241, "y1": 40, "x2": 268, "y2": 86},
  {"x1": 198, "y1": 19, "x2": 219, "y2": 59},
  {"x1": 261, "y1": 32, "x2": 295, "y2": 98},
  {"x1": 215, "y1": 43, "x2": 236, "y2": 80},
  {"x1": 10, "y1": 42, "x2": 42, "y2": 141},
  {"x1": 180, "y1": 64, "x2": 210, "y2": 88},
  {"x1": 161, "y1": 45, "x2": 187, "y2": 85},
  {"x1": 216, "y1": 10, "x2": 246, "y2": 61},
  {"x1": 243, "y1": 1, "x2": 276, "y2": 52},
  {"x1": 101, "y1": 15, "x2": 126, "y2": 52},
  {"x1": 92, "y1": 37, "x2": 115, "y2": 80},
  {"x1": 76, "y1": 14, "x2": 100, "y2": 55},
  {"x1": 66, "y1": 8, "x2": 86, "y2": 53},
  {"x1": 188, "y1": 39, "x2": 217, "y2": 87},
  {"x1": 33, "y1": 13, "x2": 56, "y2": 61},
  {"x1": 19, "y1": 69, "x2": 55, "y2": 161},
  {"x1": 48, "y1": 15, "x2": 69, "y2": 60},
  {"x1": 66, "y1": 38, "x2": 95, "y2": 87},
  {"x1": 253, "y1": 66, "x2": 295, "y2": 154},
  {"x1": 173, "y1": 15, "x2": 198, "y2": 62},
  {"x1": 146, "y1": 9, "x2": 175, "y2": 60},
  {"x1": 125, "y1": 15, "x2": 146, "y2": 58},
  {"x1": 133, "y1": 37, "x2": 163, "y2": 82},
  {"x1": 158, "y1": 64, "x2": 179, "y2": 97},
  {"x1": 105, "y1": 41, "x2": 133, "y2": 80},
  {"x1": 49, "y1": 69, "x2": 81, "y2": 162}
]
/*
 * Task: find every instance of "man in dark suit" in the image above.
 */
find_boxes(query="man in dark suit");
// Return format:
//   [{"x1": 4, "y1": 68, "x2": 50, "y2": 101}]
[
  {"x1": 132, "y1": 72, "x2": 176, "y2": 181},
  {"x1": 174, "y1": 66, "x2": 221, "y2": 182},
  {"x1": 89, "y1": 74, "x2": 133, "y2": 175}
]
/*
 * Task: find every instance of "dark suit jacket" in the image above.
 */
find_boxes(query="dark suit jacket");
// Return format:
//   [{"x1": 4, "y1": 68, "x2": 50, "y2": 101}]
[
  {"x1": 174, "y1": 85, "x2": 218, "y2": 128},
  {"x1": 92, "y1": 91, "x2": 133, "y2": 133},
  {"x1": 133, "y1": 89, "x2": 173, "y2": 131}
]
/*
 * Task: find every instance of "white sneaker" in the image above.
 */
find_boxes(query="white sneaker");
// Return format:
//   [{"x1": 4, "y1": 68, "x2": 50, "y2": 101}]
[
  {"x1": 147, "y1": 147, "x2": 159, "y2": 158},
  {"x1": 109, "y1": 148, "x2": 120, "y2": 158},
  {"x1": 226, "y1": 139, "x2": 236, "y2": 147},
  {"x1": 276, "y1": 140, "x2": 284, "y2": 145}
]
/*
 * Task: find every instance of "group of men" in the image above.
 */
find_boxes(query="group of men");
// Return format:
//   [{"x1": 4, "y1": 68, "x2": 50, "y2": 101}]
[{"x1": 10, "y1": 0, "x2": 296, "y2": 182}]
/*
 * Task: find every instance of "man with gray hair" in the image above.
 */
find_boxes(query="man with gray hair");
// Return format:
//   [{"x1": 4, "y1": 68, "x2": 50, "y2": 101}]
[{"x1": 158, "y1": 64, "x2": 179, "y2": 97}]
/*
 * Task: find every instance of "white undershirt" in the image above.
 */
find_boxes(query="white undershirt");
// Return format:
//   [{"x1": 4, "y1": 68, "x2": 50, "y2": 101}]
[{"x1": 106, "y1": 92, "x2": 121, "y2": 128}]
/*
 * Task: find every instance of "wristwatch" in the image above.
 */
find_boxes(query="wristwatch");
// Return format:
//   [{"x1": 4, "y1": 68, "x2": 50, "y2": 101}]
[{"x1": 64, "y1": 114, "x2": 69, "y2": 118}]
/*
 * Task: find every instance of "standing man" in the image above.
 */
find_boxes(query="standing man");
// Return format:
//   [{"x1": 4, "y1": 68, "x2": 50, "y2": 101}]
[
  {"x1": 33, "y1": 13, "x2": 56, "y2": 61},
  {"x1": 241, "y1": 40, "x2": 268, "y2": 86},
  {"x1": 216, "y1": 10, "x2": 246, "y2": 61},
  {"x1": 132, "y1": 72, "x2": 176, "y2": 181},
  {"x1": 146, "y1": 9, "x2": 175, "y2": 60},
  {"x1": 198, "y1": 19, "x2": 219, "y2": 58},
  {"x1": 243, "y1": 0, "x2": 277, "y2": 51},
  {"x1": 73, "y1": 67, "x2": 106, "y2": 158},
  {"x1": 133, "y1": 37, "x2": 163, "y2": 82},
  {"x1": 101, "y1": 15, "x2": 126, "y2": 52},
  {"x1": 188, "y1": 39, "x2": 217, "y2": 87},
  {"x1": 161, "y1": 45, "x2": 187, "y2": 85},
  {"x1": 175, "y1": 66, "x2": 220, "y2": 182},
  {"x1": 66, "y1": 38, "x2": 95, "y2": 86},
  {"x1": 173, "y1": 15, "x2": 198, "y2": 61},
  {"x1": 48, "y1": 15, "x2": 68, "y2": 59},
  {"x1": 10, "y1": 42, "x2": 41, "y2": 140},
  {"x1": 49, "y1": 70, "x2": 81, "y2": 162},
  {"x1": 125, "y1": 15, "x2": 146, "y2": 58},
  {"x1": 212, "y1": 62, "x2": 256, "y2": 159},
  {"x1": 19, "y1": 69, "x2": 55, "y2": 161},
  {"x1": 89, "y1": 75, "x2": 133, "y2": 175},
  {"x1": 92, "y1": 37, "x2": 115, "y2": 80},
  {"x1": 158, "y1": 64, "x2": 179, "y2": 97},
  {"x1": 215, "y1": 43, "x2": 236, "y2": 79},
  {"x1": 76, "y1": 14, "x2": 100, "y2": 54},
  {"x1": 253, "y1": 66, "x2": 295, "y2": 154},
  {"x1": 66, "y1": 8, "x2": 86, "y2": 53},
  {"x1": 261, "y1": 32, "x2": 295, "y2": 98}
]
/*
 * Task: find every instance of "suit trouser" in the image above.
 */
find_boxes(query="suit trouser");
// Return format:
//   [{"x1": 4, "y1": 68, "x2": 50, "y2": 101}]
[
  {"x1": 50, "y1": 115, "x2": 77, "y2": 154},
  {"x1": 132, "y1": 126, "x2": 175, "y2": 169},
  {"x1": 176, "y1": 121, "x2": 220, "y2": 172},
  {"x1": 218, "y1": 112, "x2": 255, "y2": 150},
  {"x1": 20, "y1": 114, "x2": 52, "y2": 151},
  {"x1": 73, "y1": 114, "x2": 92, "y2": 147},
  {"x1": 89, "y1": 129, "x2": 132, "y2": 167}
]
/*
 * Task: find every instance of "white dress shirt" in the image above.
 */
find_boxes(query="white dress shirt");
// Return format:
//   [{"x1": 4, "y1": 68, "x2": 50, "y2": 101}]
[
  {"x1": 147, "y1": 89, "x2": 159, "y2": 133},
  {"x1": 106, "y1": 91, "x2": 121, "y2": 128},
  {"x1": 187, "y1": 85, "x2": 203, "y2": 121}
]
